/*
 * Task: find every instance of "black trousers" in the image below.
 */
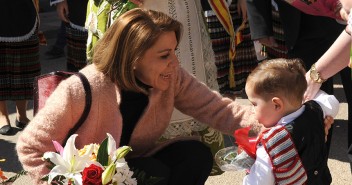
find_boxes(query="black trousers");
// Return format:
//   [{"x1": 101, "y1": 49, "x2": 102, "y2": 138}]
[{"x1": 127, "y1": 140, "x2": 214, "y2": 185}]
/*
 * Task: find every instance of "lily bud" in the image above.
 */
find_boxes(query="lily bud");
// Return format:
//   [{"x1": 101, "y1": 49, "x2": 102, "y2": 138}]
[
  {"x1": 102, "y1": 163, "x2": 116, "y2": 185},
  {"x1": 116, "y1": 146, "x2": 132, "y2": 160}
]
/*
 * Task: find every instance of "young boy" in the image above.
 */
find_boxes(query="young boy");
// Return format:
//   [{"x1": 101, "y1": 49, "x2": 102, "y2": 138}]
[{"x1": 243, "y1": 58, "x2": 339, "y2": 185}]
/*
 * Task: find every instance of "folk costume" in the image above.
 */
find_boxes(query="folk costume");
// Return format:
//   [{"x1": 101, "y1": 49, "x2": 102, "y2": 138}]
[
  {"x1": 202, "y1": 0, "x2": 258, "y2": 95},
  {"x1": 0, "y1": 0, "x2": 41, "y2": 101},
  {"x1": 51, "y1": 0, "x2": 88, "y2": 72}
]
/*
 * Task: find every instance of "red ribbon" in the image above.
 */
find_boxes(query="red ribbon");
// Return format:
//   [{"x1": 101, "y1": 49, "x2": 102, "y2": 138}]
[{"x1": 234, "y1": 126, "x2": 257, "y2": 159}]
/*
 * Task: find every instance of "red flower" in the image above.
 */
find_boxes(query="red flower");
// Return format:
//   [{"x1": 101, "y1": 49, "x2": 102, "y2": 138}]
[{"x1": 82, "y1": 164, "x2": 103, "y2": 185}]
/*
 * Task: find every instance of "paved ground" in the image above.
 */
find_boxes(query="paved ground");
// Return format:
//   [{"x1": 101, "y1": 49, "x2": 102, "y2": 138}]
[{"x1": 1, "y1": 10, "x2": 351, "y2": 185}]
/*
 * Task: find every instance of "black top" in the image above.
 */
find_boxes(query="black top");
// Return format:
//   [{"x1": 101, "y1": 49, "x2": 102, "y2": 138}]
[
  {"x1": 119, "y1": 90, "x2": 149, "y2": 146},
  {"x1": 67, "y1": 0, "x2": 88, "y2": 26},
  {"x1": 0, "y1": 0, "x2": 37, "y2": 37}
]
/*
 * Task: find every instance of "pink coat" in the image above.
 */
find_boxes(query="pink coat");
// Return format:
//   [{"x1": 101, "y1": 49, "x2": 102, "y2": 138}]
[{"x1": 16, "y1": 64, "x2": 256, "y2": 184}]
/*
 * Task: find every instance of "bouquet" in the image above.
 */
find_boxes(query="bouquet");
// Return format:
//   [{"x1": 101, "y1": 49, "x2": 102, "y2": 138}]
[{"x1": 42, "y1": 133, "x2": 137, "y2": 185}]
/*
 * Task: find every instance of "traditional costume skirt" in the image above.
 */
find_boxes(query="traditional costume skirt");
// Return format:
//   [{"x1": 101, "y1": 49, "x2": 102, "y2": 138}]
[
  {"x1": 0, "y1": 0, "x2": 40, "y2": 100},
  {"x1": 203, "y1": 0, "x2": 258, "y2": 95},
  {"x1": 66, "y1": 25, "x2": 88, "y2": 72},
  {"x1": 266, "y1": 7, "x2": 289, "y2": 59},
  {"x1": 66, "y1": 0, "x2": 88, "y2": 72}
]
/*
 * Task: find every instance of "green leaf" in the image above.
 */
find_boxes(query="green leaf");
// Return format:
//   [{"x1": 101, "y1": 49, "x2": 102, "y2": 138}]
[{"x1": 97, "y1": 137, "x2": 109, "y2": 166}]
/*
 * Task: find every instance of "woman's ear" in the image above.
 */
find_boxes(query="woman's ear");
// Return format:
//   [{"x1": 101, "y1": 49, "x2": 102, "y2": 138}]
[{"x1": 272, "y1": 97, "x2": 283, "y2": 111}]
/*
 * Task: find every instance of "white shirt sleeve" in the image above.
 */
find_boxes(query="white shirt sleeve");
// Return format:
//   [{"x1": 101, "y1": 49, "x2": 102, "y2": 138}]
[
  {"x1": 243, "y1": 146, "x2": 275, "y2": 185},
  {"x1": 313, "y1": 90, "x2": 340, "y2": 118}
]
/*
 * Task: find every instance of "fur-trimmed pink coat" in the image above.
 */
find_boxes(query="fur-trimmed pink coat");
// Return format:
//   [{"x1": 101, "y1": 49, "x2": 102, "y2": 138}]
[{"x1": 16, "y1": 64, "x2": 256, "y2": 184}]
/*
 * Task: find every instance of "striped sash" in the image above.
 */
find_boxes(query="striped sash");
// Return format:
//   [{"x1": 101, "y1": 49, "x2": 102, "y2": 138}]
[
  {"x1": 260, "y1": 125, "x2": 307, "y2": 185},
  {"x1": 208, "y1": 0, "x2": 245, "y2": 88}
]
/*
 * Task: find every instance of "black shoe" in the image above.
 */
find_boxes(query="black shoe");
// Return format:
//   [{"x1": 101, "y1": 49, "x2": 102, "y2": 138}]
[
  {"x1": 45, "y1": 46, "x2": 65, "y2": 59},
  {"x1": 0, "y1": 125, "x2": 12, "y2": 135},
  {"x1": 15, "y1": 119, "x2": 28, "y2": 130}
]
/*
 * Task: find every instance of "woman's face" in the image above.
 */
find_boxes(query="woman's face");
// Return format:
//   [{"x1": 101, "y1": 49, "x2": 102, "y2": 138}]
[
  {"x1": 340, "y1": 0, "x2": 352, "y2": 21},
  {"x1": 134, "y1": 31, "x2": 178, "y2": 91}
]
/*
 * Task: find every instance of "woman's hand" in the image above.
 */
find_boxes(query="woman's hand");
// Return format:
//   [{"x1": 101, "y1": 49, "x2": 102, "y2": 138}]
[
  {"x1": 56, "y1": 0, "x2": 69, "y2": 23},
  {"x1": 237, "y1": 0, "x2": 248, "y2": 21},
  {"x1": 324, "y1": 116, "x2": 334, "y2": 142},
  {"x1": 303, "y1": 72, "x2": 322, "y2": 102},
  {"x1": 130, "y1": 0, "x2": 144, "y2": 6}
]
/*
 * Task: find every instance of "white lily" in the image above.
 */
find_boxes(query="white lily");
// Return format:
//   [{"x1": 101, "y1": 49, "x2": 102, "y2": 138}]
[
  {"x1": 43, "y1": 134, "x2": 99, "y2": 185},
  {"x1": 102, "y1": 133, "x2": 133, "y2": 184},
  {"x1": 106, "y1": 133, "x2": 132, "y2": 161},
  {"x1": 112, "y1": 159, "x2": 137, "y2": 185}
]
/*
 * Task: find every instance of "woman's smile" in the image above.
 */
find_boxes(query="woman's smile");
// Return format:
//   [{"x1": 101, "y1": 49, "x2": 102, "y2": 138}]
[{"x1": 134, "y1": 31, "x2": 178, "y2": 91}]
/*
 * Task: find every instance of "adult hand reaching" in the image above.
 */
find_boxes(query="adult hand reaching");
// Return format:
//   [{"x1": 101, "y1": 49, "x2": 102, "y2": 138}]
[{"x1": 303, "y1": 72, "x2": 322, "y2": 101}]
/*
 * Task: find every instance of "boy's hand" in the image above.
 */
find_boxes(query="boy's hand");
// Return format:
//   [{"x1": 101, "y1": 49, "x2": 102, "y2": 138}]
[{"x1": 324, "y1": 116, "x2": 334, "y2": 142}]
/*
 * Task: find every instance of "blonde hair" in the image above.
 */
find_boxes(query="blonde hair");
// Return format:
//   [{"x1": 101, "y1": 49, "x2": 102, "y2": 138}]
[
  {"x1": 246, "y1": 58, "x2": 307, "y2": 105},
  {"x1": 93, "y1": 8, "x2": 182, "y2": 93}
]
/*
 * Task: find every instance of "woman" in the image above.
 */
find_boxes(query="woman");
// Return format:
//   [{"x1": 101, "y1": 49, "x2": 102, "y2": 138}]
[
  {"x1": 85, "y1": 0, "x2": 226, "y2": 175},
  {"x1": 0, "y1": 0, "x2": 41, "y2": 135},
  {"x1": 17, "y1": 8, "x2": 257, "y2": 184}
]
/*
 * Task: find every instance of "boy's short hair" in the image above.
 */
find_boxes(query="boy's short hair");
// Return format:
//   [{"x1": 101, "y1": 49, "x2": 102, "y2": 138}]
[{"x1": 246, "y1": 58, "x2": 307, "y2": 104}]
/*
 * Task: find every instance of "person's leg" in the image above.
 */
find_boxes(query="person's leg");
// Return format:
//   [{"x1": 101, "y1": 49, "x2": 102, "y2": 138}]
[
  {"x1": 15, "y1": 100, "x2": 29, "y2": 129},
  {"x1": 45, "y1": 21, "x2": 66, "y2": 58},
  {"x1": 127, "y1": 157, "x2": 170, "y2": 185},
  {"x1": 154, "y1": 140, "x2": 213, "y2": 185},
  {"x1": 0, "y1": 101, "x2": 12, "y2": 135},
  {"x1": 55, "y1": 21, "x2": 67, "y2": 49}
]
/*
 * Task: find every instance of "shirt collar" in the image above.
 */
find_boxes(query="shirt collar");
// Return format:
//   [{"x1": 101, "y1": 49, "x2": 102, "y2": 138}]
[{"x1": 277, "y1": 105, "x2": 305, "y2": 126}]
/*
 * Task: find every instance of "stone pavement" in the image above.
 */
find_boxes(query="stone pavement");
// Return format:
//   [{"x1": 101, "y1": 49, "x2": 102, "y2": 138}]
[{"x1": 0, "y1": 10, "x2": 351, "y2": 185}]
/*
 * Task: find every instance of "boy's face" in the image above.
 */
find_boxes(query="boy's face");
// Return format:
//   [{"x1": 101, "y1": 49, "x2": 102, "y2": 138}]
[{"x1": 245, "y1": 83, "x2": 282, "y2": 128}]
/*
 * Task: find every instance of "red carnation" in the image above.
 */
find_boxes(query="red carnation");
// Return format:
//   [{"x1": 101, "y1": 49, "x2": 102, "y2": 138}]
[{"x1": 82, "y1": 164, "x2": 103, "y2": 185}]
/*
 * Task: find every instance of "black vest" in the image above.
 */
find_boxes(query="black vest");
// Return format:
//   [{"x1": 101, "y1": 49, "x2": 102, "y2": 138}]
[{"x1": 285, "y1": 101, "x2": 331, "y2": 185}]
